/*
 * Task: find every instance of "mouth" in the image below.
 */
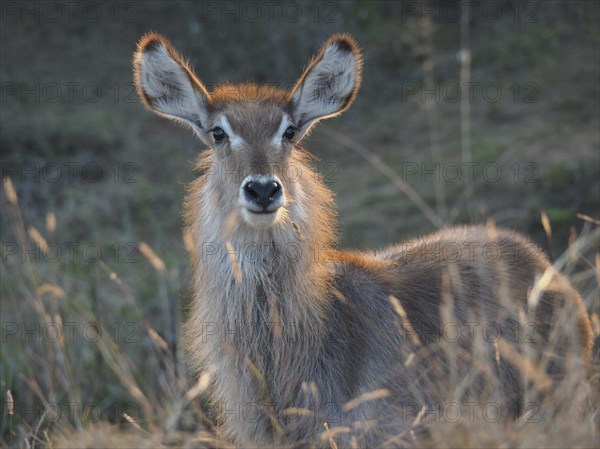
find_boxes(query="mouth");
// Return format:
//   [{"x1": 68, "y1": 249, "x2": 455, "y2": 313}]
[
  {"x1": 241, "y1": 207, "x2": 282, "y2": 228},
  {"x1": 246, "y1": 209, "x2": 277, "y2": 215}
]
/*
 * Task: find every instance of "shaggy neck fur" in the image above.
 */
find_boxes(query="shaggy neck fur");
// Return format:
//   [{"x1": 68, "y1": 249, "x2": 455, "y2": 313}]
[{"x1": 183, "y1": 148, "x2": 337, "y2": 408}]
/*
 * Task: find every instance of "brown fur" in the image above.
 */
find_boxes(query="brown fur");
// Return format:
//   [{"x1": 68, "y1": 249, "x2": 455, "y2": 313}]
[{"x1": 133, "y1": 33, "x2": 593, "y2": 448}]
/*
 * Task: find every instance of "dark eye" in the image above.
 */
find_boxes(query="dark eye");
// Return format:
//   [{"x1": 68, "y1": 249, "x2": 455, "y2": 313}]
[
  {"x1": 283, "y1": 126, "x2": 296, "y2": 141},
  {"x1": 212, "y1": 127, "x2": 226, "y2": 142}
]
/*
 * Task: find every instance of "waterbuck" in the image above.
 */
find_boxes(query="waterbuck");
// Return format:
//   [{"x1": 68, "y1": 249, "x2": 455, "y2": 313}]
[{"x1": 133, "y1": 33, "x2": 593, "y2": 448}]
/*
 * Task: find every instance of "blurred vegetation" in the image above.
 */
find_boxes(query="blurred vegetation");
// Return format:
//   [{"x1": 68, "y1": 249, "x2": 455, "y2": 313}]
[{"x1": 1, "y1": 0, "x2": 599, "y2": 447}]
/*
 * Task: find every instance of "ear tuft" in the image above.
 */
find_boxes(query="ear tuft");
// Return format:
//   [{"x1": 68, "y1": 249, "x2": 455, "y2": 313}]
[
  {"x1": 137, "y1": 32, "x2": 171, "y2": 55},
  {"x1": 141, "y1": 38, "x2": 162, "y2": 53},
  {"x1": 330, "y1": 34, "x2": 358, "y2": 55}
]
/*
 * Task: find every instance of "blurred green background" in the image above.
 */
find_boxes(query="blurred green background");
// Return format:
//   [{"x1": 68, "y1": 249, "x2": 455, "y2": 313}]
[{"x1": 1, "y1": 0, "x2": 599, "y2": 445}]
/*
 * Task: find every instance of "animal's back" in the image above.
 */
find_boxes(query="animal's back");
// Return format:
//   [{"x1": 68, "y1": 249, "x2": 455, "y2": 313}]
[{"x1": 324, "y1": 225, "x2": 592, "y2": 446}]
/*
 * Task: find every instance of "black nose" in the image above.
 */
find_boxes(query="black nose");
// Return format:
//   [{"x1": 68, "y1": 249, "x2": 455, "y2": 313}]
[{"x1": 243, "y1": 178, "x2": 282, "y2": 210}]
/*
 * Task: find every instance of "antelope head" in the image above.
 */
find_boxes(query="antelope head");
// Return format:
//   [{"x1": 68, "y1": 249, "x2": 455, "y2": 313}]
[{"x1": 134, "y1": 33, "x2": 362, "y2": 229}]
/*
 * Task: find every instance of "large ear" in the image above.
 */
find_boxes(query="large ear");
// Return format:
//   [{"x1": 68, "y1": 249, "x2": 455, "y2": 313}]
[
  {"x1": 289, "y1": 34, "x2": 362, "y2": 136},
  {"x1": 133, "y1": 33, "x2": 210, "y2": 137}
]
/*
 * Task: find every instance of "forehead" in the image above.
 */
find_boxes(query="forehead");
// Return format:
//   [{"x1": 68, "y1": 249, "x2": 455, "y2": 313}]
[
  {"x1": 210, "y1": 85, "x2": 290, "y2": 141},
  {"x1": 222, "y1": 101, "x2": 285, "y2": 141}
]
